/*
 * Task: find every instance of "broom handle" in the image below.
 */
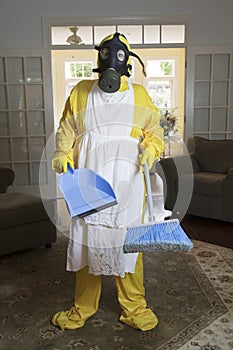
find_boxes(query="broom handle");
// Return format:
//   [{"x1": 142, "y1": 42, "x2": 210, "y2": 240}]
[{"x1": 144, "y1": 161, "x2": 156, "y2": 222}]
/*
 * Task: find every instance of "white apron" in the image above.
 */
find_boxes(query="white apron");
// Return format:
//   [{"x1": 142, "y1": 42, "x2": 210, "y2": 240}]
[{"x1": 66, "y1": 81, "x2": 144, "y2": 277}]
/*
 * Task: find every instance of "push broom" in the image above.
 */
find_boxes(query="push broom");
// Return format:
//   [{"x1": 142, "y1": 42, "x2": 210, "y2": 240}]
[{"x1": 123, "y1": 160, "x2": 193, "y2": 253}]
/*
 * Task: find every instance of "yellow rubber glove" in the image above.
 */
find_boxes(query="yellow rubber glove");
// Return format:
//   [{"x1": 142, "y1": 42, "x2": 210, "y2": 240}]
[
  {"x1": 139, "y1": 148, "x2": 155, "y2": 169},
  {"x1": 52, "y1": 152, "x2": 74, "y2": 174}
]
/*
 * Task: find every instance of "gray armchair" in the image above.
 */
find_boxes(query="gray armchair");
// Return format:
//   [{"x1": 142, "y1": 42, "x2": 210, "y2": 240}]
[
  {"x1": 0, "y1": 167, "x2": 57, "y2": 255},
  {"x1": 157, "y1": 136, "x2": 233, "y2": 223}
]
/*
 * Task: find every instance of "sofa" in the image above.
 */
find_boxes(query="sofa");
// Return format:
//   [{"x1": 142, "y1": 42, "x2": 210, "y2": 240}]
[
  {"x1": 0, "y1": 167, "x2": 57, "y2": 255},
  {"x1": 157, "y1": 136, "x2": 233, "y2": 222}
]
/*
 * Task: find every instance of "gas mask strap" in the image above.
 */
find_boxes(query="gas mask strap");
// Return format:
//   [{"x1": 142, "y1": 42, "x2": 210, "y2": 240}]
[{"x1": 129, "y1": 51, "x2": 147, "y2": 77}]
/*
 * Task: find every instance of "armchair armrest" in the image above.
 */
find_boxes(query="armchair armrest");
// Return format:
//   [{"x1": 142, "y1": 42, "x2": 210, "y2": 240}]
[
  {"x1": 156, "y1": 154, "x2": 196, "y2": 211},
  {"x1": 222, "y1": 167, "x2": 233, "y2": 221},
  {"x1": 0, "y1": 167, "x2": 15, "y2": 193}
]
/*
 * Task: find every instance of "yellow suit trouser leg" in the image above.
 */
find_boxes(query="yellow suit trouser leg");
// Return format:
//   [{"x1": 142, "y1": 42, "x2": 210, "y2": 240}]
[
  {"x1": 52, "y1": 266, "x2": 101, "y2": 330},
  {"x1": 114, "y1": 253, "x2": 158, "y2": 331}
]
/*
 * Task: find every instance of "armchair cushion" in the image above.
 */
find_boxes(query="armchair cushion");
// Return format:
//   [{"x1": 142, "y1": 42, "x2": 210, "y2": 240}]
[
  {"x1": 0, "y1": 192, "x2": 50, "y2": 230},
  {"x1": 194, "y1": 136, "x2": 233, "y2": 173},
  {"x1": 193, "y1": 172, "x2": 225, "y2": 197}
]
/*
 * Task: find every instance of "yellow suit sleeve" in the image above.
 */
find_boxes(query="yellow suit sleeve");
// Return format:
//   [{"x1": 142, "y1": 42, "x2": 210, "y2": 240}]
[
  {"x1": 133, "y1": 84, "x2": 165, "y2": 161},
  {"x1": 52, "y1": 80, "x2": 95, "y2": 173}
]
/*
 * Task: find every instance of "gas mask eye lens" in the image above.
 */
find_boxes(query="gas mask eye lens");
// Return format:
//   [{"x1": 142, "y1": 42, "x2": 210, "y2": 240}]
[
  {"x1": 117, "y1": 49, "x2": 125, "y2": 62},
  {"x1": 100, "y1": 47, "x2": 109, "y2": 59}
]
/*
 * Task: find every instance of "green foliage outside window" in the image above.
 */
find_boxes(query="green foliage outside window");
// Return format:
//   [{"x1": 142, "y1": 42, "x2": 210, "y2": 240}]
[
  {"x1": 160, "y1": 61, "x2": 173, "y2": 76},
  {"x1": 69, "y1": 62, "x2": 93, "y2": 78}
]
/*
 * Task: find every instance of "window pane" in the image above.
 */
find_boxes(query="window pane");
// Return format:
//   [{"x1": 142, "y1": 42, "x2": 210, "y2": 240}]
[
  {"x1": 161, "y1": 25, "x2": 185, "y2": 44},
  {"x1": 117, "y1": 25, "x2": 142, "y2": 44},
  {"x1": 65, "y1": 62, "x2": 93, "y2": 79},
  {"x1": 148, "y1": 80, "x2": 172, "y2": 109},
  {"x1": 147, "y1": 60, "x2": 174, "y2": 77},
  {"x1": 94, "y1": 26, "x2": 116, "y2": 45},
  {"x1": 144, "y1": 25, "x2": 160, "y2": 44},
  {"x1": 52, "y1": 26, "x2": 92, "y2": 45}
]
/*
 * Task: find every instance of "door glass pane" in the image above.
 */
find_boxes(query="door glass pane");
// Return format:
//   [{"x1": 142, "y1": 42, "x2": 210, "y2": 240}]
[
  {"x1": 28, "y1": 111, "x2": 45, "y2": 135},
  {"x1": 230, "y1": 82, "x2": 233, "y2": 106},
  {"x1": 231, "y1": 54, "x2": 233, "y2": 79},
  {"x1": 7, "y1": 57, "x2": 24, "y2": 83},
  {"x1": 8, "y1": 85, "x2": 25, "y2": 109},
  {"x1": 0, "y1": 85, "x2": 7, "y2": 109},
  {"x1": 0, "y1": 139, "x2": 11, "y2": 161},
  {"x1": 25, "y1": 57, "x2": 43, "y2": 83},
  {"x1": 228, "y1": 109, "x2": 233, "y2": 131},
  {"x1": 211, "y1": 108, "x2": 226, "y2": 132},
  {"x1": 14, "y1": 163, "x2": 30, "y2": 185},
  {"x1": 194, "y1": 82, "x2": 210, "y2": 106},
  {"x1": 212, "y1": 82, "x2": 228, "y2": 106},
  {"x1": 194, "y1": 108, "x2": 209, "y2": 131},
  {"x1": 213, "y1": 54, "x2": 229, "y2": 80},
  {"x1": 32, "y1": 162, "x2": 39, "y2": 185},
  {"x1": 144, "y1": 25, "x2": 160, "y2": 44},
  {"x1": 27, "y1": 85, "x2": 44, "y2": 109},
  {"x1": 29, "y1": 137, "x2": 45, "y2": 160},
  {"x1": 210, "y1": 133, "x2": 226, "y2": 140},
  {"x1": 11, "y1": 111, "x2": 27, "y2": 135},
  {"x1": 0, "y1": 112, "x2": 9, "y2": 135},
  {"x1": 195, "y1": 55, "x2": 211, "y2": 80},
  {"x1": 13, "y1": 138, "x2": 28, "y2": 161},
  {"x1": 0, "y1": 58, "x2": 5, "y2": 83}
]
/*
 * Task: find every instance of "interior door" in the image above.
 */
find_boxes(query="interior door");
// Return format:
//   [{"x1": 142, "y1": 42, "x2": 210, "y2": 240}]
[
  {"x1": 185, "y1": 46, "x2": 233, "y2": 149},
  {"x1": 0, "y1": 49, "x2": 56, "y2": 198}
]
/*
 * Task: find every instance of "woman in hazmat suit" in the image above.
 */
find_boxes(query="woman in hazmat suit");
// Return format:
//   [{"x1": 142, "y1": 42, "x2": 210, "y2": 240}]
[{"x1": 51, "y1": 32, "x2": 165, "y2": 331}]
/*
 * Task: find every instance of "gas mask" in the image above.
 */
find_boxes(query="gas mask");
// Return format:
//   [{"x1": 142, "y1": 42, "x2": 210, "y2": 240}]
[{"x1": 93, "y1": 32, "x2": 146, "y2": 93}]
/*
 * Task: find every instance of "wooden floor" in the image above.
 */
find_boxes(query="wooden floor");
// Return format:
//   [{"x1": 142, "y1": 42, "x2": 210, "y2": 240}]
[{"x1": 181, "y1": 215, "x2": 233, "y2": 249}]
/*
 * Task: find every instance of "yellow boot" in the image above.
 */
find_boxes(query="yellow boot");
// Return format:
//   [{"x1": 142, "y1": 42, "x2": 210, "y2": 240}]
[
  {"x1": 114, "y1": 253, "x2": 158, "y2": 331},
  {"x1": 52, "y1": 266, "x2": 101, "y2": 330}
]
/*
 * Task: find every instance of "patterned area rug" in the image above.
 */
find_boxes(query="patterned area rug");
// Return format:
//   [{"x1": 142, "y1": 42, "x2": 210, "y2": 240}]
[{"x1": 0, "y1": 233, "x2": 232, "y2": 350}]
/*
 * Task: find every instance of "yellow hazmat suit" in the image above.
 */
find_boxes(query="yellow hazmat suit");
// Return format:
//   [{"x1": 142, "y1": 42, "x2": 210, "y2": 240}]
[{"x1": 52, "y1": 33, "x2": 165, "y2": 331}]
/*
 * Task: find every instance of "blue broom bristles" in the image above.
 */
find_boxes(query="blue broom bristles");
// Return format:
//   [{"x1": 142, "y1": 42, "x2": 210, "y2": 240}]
[{"x1": 123, "y1": 219, "x2": 193, "y2": 253}]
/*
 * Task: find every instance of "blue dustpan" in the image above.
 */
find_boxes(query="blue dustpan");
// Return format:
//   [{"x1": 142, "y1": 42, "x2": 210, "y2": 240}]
[{"x1": 58, "y1": 165, "x2": 117, "y2": 218}]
